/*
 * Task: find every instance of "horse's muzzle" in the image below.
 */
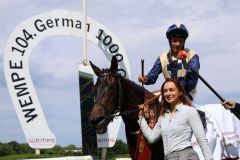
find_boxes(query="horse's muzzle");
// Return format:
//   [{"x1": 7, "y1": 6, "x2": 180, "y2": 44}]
[{"x1": 89, "y1": 115, "x2": 109, "y2": 134}]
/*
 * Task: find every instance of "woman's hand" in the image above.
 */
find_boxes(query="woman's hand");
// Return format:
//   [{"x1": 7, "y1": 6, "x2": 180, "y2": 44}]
[
  {"x1": 138, "y1": 104, "x2": 144, "y2": 119},
  {"x1": 138, "y1": 104, "x2": 150, "y2": 119}
]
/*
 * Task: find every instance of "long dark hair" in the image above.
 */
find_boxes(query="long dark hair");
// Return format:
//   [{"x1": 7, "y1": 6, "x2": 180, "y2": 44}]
[{"x1": 160, "y1": 78, "x2": 192, "y2": 116}]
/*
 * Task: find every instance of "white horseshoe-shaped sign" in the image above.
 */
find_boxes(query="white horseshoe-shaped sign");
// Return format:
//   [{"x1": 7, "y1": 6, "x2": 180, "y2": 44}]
[{"x1": 3, "y1": 9, "x2": 130, "y2": 149}]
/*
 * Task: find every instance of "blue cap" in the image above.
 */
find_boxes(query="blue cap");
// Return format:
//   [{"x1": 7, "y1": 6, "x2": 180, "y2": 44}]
[{"x1": 166, "y1": 23, "x2": 189, "y2": 39}]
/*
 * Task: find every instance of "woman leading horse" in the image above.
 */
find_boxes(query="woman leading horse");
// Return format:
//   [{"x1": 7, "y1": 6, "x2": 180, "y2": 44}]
[{"x1": 89, "y1": 56, "x2": 164, "y2": 160}]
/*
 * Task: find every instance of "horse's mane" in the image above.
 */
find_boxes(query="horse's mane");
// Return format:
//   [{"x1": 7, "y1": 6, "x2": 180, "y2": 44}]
[
  {"x1": 119, "y1": 74, "x2": 146, "y2": 93},
  {"x1": 98, "y1": 68, "x2": 146, "y2": 97},
  {"x1": 99, "y1": 68, "x2": 145, "y2": 92},
  {"x1": 101, "y1": 68, "x2": 145, "y2": 93}
]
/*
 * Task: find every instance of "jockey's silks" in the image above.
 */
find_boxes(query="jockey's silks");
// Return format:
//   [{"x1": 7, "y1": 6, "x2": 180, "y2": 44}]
[{"x1": 160, "y1": 48, "x2": 197, "y2": 95}]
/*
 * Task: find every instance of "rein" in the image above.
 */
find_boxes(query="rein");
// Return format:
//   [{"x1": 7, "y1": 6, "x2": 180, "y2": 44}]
[
  {"x1": 98, "y1": 72, "x2": 161, "y2": 120},
  {"x1": 109, "y1": 91, "x2": 161, "y2": 118}
]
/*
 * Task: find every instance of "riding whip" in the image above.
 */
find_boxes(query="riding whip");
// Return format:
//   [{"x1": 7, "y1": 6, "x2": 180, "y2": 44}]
[{"x1": 141, "y1": 59, "x2": 144, "y2": 87}]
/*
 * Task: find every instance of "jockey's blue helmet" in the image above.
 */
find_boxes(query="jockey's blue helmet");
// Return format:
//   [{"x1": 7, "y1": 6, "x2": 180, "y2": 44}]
[{"x1": 166, "y1": 23, "x2": 189, "y2": 40}]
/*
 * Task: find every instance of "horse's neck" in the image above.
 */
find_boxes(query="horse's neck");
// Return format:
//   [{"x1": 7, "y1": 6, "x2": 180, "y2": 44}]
[
  {"x1": 120, "y1": 78, "x2": 155, "y2": 133},
  {"x1": 121, "y1": 78, "x2": 145, "y2": 110}
]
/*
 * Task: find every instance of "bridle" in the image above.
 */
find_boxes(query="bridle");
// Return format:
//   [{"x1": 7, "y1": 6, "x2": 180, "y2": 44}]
[{"x1": 94, "y1": 71, "x2": 139, "y2": 122}]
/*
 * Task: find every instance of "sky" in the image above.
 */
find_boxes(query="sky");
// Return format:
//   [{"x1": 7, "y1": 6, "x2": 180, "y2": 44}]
[{"x1": 1, "y1": 0, "x2": 240, "y2": 148}]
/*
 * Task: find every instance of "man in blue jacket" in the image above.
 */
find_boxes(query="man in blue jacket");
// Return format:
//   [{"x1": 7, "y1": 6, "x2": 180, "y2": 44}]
[{"x1": 138, "y1": 23, "x2": 200, "y2": 100}]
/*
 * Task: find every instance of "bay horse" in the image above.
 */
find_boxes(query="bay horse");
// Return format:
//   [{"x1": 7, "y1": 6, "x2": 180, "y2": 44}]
[{"x1": 89, "y1": 56, "x2": 164, "y2": 160}]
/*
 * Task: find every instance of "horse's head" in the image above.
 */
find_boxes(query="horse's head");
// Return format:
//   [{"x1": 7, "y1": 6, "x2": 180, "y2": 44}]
[{"x1": 89, "y1": 56, "x2": 122, "y2": 134}]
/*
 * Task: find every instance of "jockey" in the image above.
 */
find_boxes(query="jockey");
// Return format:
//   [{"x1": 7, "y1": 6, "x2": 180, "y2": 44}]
[{"x1": 138, "y1": 23, "x2": 200, "y2": 100}]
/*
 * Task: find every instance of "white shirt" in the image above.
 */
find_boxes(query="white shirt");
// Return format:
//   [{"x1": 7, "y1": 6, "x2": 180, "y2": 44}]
[{"x1": 138, "y1": 103, "x2": 213, "y2": 160}]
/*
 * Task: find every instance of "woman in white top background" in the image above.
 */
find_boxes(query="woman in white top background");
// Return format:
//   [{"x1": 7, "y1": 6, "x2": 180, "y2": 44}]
[{"x1": 138, "y1": 78, "x2": 213, "y2": 160}]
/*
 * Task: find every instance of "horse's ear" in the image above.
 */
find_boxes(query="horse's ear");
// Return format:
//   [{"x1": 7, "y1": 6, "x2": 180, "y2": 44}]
[
  {"x1": 90, "y1": 61, "x2": 102, "y2": 76},
  {"x1": 110, "y1": 56, "x2": 118, "y2": 73}
]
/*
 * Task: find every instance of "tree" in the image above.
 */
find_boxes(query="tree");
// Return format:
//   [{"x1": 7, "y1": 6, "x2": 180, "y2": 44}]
[
  {"x1": 106, "y1": 140, "x2": 128, "y2": 158},
  {"x1": 0, "y1": 143, "x2": 15, "y2": 156},
  {"x1": 42, "y1": 145, "x2": 65, "y2": 155}
]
